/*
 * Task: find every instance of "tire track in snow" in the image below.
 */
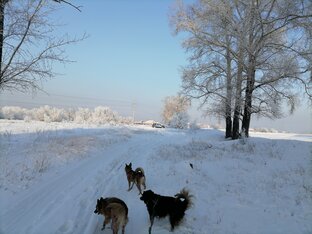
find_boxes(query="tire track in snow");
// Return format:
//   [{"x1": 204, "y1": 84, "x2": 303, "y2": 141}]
[
  {"x1": 1, "y1": 128, "x2": 188, "y2": 234},
  {"x1": 0, "y1": 130, "x2": 137, "y2": 234}
]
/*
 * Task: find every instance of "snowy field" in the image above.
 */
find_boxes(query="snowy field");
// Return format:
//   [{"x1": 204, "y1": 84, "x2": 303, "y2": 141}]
[{"x1": 0, "y1": 119, "x2": 311, "y2": 234}]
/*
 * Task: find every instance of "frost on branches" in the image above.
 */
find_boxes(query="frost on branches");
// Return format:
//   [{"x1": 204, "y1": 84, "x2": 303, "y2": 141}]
[
  {"x1": 0, "y1": 106, "x2": 131, "y2": 125},
  {"x1": 168, "y1": 111, "x2": 190, "y2": 129}
]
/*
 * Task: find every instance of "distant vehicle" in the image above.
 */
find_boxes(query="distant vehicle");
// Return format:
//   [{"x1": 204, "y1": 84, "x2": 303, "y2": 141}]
[{"x1": 152, "y1": 122, "x2": 165, "y2": 128}]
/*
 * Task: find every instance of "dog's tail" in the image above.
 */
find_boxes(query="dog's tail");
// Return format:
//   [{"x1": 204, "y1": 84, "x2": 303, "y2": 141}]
[
  {"x1": 135, "y1": 167, "x2": 145, "y2": 177},
  {"x1": 175, "y1": 188, "x2": 193, "y2": 212}
]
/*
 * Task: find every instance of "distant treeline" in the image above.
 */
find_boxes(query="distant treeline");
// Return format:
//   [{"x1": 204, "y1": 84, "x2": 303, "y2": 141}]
[{"x1": 0, "y1": 106, "x2": 133, "y2": 124}]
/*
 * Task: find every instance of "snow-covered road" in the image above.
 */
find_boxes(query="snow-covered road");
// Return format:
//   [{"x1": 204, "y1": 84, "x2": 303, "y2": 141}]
[{"x1": 1, "y1": 121, "x2": 311, "y2": 234}]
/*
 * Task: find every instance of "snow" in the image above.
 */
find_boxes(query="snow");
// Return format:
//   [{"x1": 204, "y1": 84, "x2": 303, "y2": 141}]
[{"x1": 0, "y1": 119, "x2": 311, "y2": 234}]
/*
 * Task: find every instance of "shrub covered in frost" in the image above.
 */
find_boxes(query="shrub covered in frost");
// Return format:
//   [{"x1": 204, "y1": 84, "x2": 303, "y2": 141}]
[
  {"x1": 168, "y1": 112, "x2": 190, "y2": 129},
  {"x1": 32, "y1": 106, "x2": 68, "y2": 122},
  {"x1": 91, "y1": 106, "x2": 120, "y2": 124},
  {"x1": 74, "y1": 108, "x2": 92, "y2": 123},
  {"x1": 0, "y1": 106, "x2": 28, "y2": 120},
  {"x1": 0, "y1": 106, "x2": 129, "y2": 125}
]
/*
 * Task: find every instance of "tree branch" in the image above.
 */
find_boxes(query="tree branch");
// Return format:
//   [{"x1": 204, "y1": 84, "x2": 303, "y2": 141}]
[{"x1": 52, "y1": 0, "x2": 82, "y2": 12}]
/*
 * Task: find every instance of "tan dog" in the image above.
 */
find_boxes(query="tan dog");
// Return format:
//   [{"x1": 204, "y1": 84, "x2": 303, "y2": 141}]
[
  {"x1": 107, "y1": 203, "x2": 128, "y2": 234},
  {"x1": 94, "y1": 197, "x2": 128, "y2": 233},
  {"x1": 125, "y1": 162, "x2": 146, "y2": 195}
]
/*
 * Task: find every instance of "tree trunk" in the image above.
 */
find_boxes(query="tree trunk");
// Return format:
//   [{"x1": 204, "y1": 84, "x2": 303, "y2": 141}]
[
  {"x1": 232, "y1": 106, "x2": 240, "y2": 139},
  {"x1": 241, "y1": 0, "x2": 256, "y2": 138},
  {"x1": 0, "y1": 0, "x2": 5, "y2": 84},
  {"x1": 225, "y1": 33, "x2": 232, "y2": 138},
  {"x1": 242, "y1": 30, "x2": 256, "y2": 137},
  {"x1": 225, "y1": 115, "x2": 232, "y2": 138},
  {"x1": 232, "y1": 41, "x2": 244, "y2": 139},
  {"x1": 242, "y1": 63, "x2": 255, "y2": 138}
]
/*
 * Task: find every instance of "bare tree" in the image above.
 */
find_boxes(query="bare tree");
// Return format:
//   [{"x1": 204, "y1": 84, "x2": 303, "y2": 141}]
[
  {"x1": 0, "y1": 0, "x2": 85, "y2": 93},
  {"x1": 171, "y1": 0, "x2": 237, "y2": 138},
  {"x1": 171, "y1": 0, "x2": 312, "y2": 138},
  {"x1": 240, "y1": 0, "x2": 312, "y2": 137}
]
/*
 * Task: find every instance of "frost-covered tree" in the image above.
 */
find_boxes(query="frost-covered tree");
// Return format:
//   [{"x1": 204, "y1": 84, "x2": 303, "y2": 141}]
[
  {"x1": 171, "y1": 0, "x2": 240, "y2": 138},
  {"x1": 240, "y1": 0, "x2": 312, "y2": 137},
  {"x1": 162, "y1": 95, "x2": 190, "y2": 128},
  {"x1": 168, "y1": 111, "x2": 189, "y2": 129},
  {"x1": 0, "y1": 0, "x2": 85, "y2": 92},
  {"x1": 171, "y1": 0, "x2": 312, "y2": 138}
]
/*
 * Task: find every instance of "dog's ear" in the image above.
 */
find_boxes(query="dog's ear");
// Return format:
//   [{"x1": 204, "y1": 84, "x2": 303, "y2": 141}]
[
  {"x1": 129, "y1": 162, "x2": 132, "y2": 167},
  {"x1": 144, "y1": 190, "x2": 153, "y2": 199},
  {"x1": 140, "y1": 191, "x2": 147, "y2": 201},
  {"x1": 146, "y1": 190, "x2": 153, "y2": 194}
]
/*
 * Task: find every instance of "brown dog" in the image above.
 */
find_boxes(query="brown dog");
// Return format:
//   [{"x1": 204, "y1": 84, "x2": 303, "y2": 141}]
[
  {"x1": 125, "y1": 162, "x2": 146, "y2": 195},
  {"x1": 94, "y1": 197, "x2": 128, "y2": 233}
]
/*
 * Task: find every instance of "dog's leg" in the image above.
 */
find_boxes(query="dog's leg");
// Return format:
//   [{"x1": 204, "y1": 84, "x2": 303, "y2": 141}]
[
  {"x1": 129, "y1": 181, "x2": 135, "y2": 191},
  {"x1": 143, "y1": 178, "x2": 146, "y2": 189},
  {"x1": 127, "y1": 181, "x2": 130, "y2": 190},
  {"x1": 127, "y1": 178, "x2": 132, "y2": 190},
  {"x1": 101, "y1": 220, "x2": 106, "y2": 231},
  {"x1": 169, "y1": 215, "x2": 178, "y2": 232},
  {"x1": 112, "y1": 224, "x2": 118, "y2": 234},
  {"x1": 149, "y1": 215, "x2": 155, "y2": 234},
  {"x1": 112, "y1": 216, "x2": 118, "y2": 234},
  {"x1": 127, "y1": 179, "x2": 134, "y2": 191},
  {"x1": 102, "y1": 216, "x2": 111, "y2": 230},
  {"x1": 101, "y1": 218, "x2": 105, "y2": 230},
  {"x1": 136, "y1": 182, "x2": 142, "y2": 195}
]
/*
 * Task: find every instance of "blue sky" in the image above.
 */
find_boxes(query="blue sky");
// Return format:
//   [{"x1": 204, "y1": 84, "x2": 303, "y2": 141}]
[
  {"x1": 0, "y1": 0, "x2": 311, "y2": 133},
  {"x1": 47, "y1": 0, "x2": 188, "y2": 116}
]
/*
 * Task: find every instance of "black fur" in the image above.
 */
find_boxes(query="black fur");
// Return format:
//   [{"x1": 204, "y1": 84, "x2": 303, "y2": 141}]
[{"x1": 140, "y1": 189, "x2": 192, "y2": 234}]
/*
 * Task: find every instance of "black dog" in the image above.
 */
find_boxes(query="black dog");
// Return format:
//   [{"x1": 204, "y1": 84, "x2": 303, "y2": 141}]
[{"x1": 140, "y1": 189, "x2": 192, "y2": 234}]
